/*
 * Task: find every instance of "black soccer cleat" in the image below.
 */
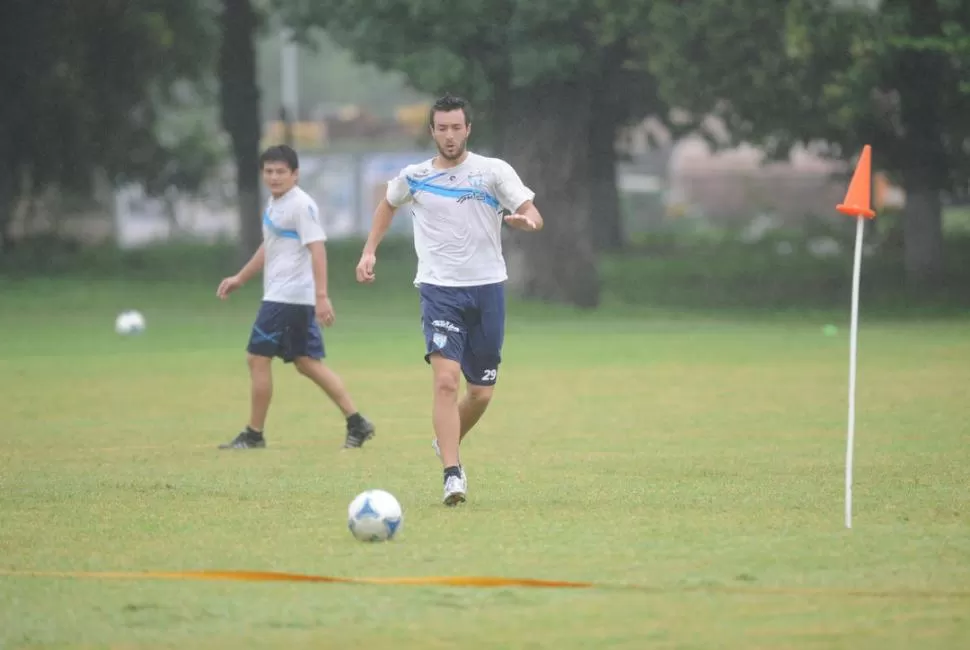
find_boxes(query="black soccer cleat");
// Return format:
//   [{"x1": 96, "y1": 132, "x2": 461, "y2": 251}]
[
  {"x1": 343, "y1": 417, "x2": 375, "y2": 449},
  {"x1": 219, "y1": 427, "x2": 266, "y2": 449}
]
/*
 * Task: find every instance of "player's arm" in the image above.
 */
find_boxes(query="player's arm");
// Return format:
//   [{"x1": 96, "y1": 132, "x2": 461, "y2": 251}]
[
  {"x1": 357, "y1": 176, "x2": 411, "y2": 283},
  {"x1": 235, "y1": 245, "x2": 265, "y2": 283},
  {"x1": 361, "y1": 198, "x2": 397, "y2": 257},
  {"x1": 217, "y1": 244, "x2": 264, "y2": 299},
  {"x1": 308, "y1": 241, "x2": 335, "y2": 325},
  {"x1": 307, "y1": 241, "x2": 329, "y2": 300},
  {"x1": 505, "y1": 199, "x2": 543, "y2": 232},
  {"x1": 298, "y1": 201, "x2": 335, "y2": 325},
  {"x1": 494, "y1": 161, "x2": 542, "y2": 232}
]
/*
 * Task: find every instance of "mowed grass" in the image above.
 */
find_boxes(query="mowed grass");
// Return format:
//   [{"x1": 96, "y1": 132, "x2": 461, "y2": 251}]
[{"x1": 0, "y1": 264, "x2": 968, "y2": 649}]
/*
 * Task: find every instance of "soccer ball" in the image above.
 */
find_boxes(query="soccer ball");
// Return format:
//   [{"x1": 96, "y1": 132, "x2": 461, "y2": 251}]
[
  {"x1": 114, "y1": 310, "x2": 146, "y2": 335},
  {"x1": 347, "y1": 489, "x2": 403, "y2": 542}
]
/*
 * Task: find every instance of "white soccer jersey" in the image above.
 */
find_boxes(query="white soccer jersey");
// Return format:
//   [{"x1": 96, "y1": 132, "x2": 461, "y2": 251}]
[
  {"x1": 385, "y1": 152, "x2": 535, "y2": 287},
  {"x1": 261, "y1": 185, "x2": 326, "y2": 305}
]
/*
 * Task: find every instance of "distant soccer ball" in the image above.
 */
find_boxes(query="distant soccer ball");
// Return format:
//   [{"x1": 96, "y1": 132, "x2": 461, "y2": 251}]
[
  {"x1": 348, "y1": 489, "x2": 403, "y2": 542},
  {"x1": 114, "y1": 310, "x2": 146, "y2": 336}
]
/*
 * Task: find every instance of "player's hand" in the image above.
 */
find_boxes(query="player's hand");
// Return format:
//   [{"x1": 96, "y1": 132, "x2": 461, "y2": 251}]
[
  {"x1": 217, "y1": 275, "x2": 243, "y2": 300},
  {"x1": 356, "y1": 252, "x2": 377, "y2": 283},
  {"x1": 316, "y1": 296, "x2": 335, "y2": 327},
  {"x1": 504, "y1": 213, "x2": 539, "y2": 231}
]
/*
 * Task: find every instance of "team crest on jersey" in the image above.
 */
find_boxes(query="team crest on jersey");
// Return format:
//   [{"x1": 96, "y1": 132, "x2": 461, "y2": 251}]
[
  {"x1": 458, "y1": 171, "x2": 491, "y2": 206},
  {"x1": 433, "y1": 332, "x2": 448, "y2": 349}
]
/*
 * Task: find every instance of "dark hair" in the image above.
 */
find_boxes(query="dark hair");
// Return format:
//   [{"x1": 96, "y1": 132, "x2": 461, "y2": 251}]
[
  {"x1": 259, "y1": 144, "x2": 299, "y2": 171},
  {"x1": 429, "y1": 94, "x2": 471, "y2": 127}
]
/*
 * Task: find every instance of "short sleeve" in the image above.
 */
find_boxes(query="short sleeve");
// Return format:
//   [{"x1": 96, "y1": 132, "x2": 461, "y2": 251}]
[
  {"x1": 296, "y1": 199, "x2": 326, "y2": 245},
  {"x1": 491, "y1": 160, "x2": 535, "y2": 212},
  {"x1": 386, "y1": 171, "x2": 414, "y2": 208}
]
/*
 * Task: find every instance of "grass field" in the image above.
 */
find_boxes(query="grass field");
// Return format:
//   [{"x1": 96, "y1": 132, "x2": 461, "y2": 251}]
[{"x1": 1, "y1": 242, "x2": 968, "y2": 649}]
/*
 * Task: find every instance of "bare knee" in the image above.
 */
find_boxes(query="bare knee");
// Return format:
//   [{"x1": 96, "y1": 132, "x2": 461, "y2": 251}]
[
  {"x1": 431, "y1": 359, "x2": 461, "y2": 399},
  {"x1": 247, "y1": 353, "x2": 271, "y2": 373},
  {"x1": 467, "y1": 385, "x2": 494, "y2": 406},
  {"x1": 434, "y1": 372, "x2": 460, "y2": 398},
  {"x1": 292, "y1": 356, "x2": 318, "y2": 376}
]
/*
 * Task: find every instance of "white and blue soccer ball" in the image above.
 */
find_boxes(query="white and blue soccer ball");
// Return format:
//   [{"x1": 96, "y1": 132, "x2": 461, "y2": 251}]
[
  {"x1": 348, "y1": 489, "x2": 403, "y2": 542},
  {"x1": 114, "y1": 310, "x2": 146, "y2": 336}
]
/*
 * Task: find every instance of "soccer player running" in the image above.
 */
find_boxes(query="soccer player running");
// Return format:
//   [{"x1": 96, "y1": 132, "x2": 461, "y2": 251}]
[
  {"x1": 217, "y1": 145, "x2": 375, "y2": 450},
  {"x1": 355, "y1": 95, "x2": 543, "y2": 506}
]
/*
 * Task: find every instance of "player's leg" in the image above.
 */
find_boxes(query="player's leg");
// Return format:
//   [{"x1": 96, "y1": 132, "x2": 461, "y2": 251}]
[
  {"x1": 220, "y1": 301, "x2": 283, "y2": 449},
  {"x1": 459, "y1": 384, "x2": 494, "y2": 441},
  {"x1": 459, "y1": 282, "x2": 505, "y2": 442},
  {"x1": 419, "y1": 284, "x2": 469, "y2": 505},
  {"x1": 429, "y1": 283, "x2": 504, "y2": 460},
  {"x1": 430, "y1": 352, "x2": 466, "y2": 504},
  {"x1": 284, "y1": 305, "x2": 375, "y2": 448},
  {"x1": 294, "y1": 357, "x2": 355, "y2": 416},
  {"x1": 430, "y1": 382, "x2": 491, "y2": 463},
  {"x1": 429, "y1": 353, "x2": 462, "y2": 466},
  {"x1": 248, "y1": 353, "x2": 273, "y2": 433},
  {"x1": 294, "y1": 358, "x2": 375, "y2": 448}
]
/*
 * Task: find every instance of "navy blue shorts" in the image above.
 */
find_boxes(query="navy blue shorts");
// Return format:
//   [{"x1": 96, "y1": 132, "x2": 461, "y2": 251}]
[
  {"x1": 419, "y1": 282, "x2": 505, "y2": 386},
  {"x1": 246, "y1": 300, "x2": 324, "y2": 363}
]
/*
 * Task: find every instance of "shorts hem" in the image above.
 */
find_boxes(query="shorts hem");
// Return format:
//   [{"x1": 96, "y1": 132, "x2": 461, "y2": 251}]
[
  {"x1": 463, "y1": 376, "x2": 497, "y2": 387},
  {"x1": 246, "y1": 346, "x2": 325, "y2": 363},
  {"x1": 281, "y1": 351, "x2": 325, "y2": 364},
  {"x1": 424, "y1": 348, "x2": 461, "y2": 365}
]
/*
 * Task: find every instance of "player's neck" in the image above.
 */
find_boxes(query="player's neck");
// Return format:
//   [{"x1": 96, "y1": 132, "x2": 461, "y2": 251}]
[
  {"x1": 270, "y1": 184, "x2": 298, "y2": 200},
  {"x1": 432, "y1": 150, "x2": 469, "y2": 170}
]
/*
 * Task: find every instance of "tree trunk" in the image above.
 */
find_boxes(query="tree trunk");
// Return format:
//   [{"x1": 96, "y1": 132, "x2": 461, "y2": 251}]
[
  {"x1": 900, "y1": 178, "x2": 944, "y2": 285},
  {"x1": 0, "y1": 164, "x2": 14, "y2": 252},
  {"x1": 218, "y1": 0, "x2": 263, "y2": 263},
  {"x1": 588, "y1": 104, "x2": 623, "y2": 251},
  {"x1": 497, "y1": 81, "x2": 600, "y2": 308},
  {"x1": 895, "y1": 0, "x2": 946, "y2": 284}
]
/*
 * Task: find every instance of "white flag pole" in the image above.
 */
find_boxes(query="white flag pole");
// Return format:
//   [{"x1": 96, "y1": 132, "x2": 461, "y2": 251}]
[
  {"x1": 836, "y1": 144, "x2": 875, "y2": 530},
  {"x1": 845, "y1": 216, "x2": 865, "y2": 529}
]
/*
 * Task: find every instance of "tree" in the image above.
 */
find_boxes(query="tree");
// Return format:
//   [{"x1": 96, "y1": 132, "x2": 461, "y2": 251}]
[
  {"x1": 0, "y1": 0, "x2": 217, "y2": 250},
  {"x1": 276, "y1": 0, "x2": 676, "y2": 307},
  {"x1": 219, "y1": 0, "x2": 265, "y2": 261},
  {"x1": 646, "y1": 0, "x2": 970, "y2": 285}
]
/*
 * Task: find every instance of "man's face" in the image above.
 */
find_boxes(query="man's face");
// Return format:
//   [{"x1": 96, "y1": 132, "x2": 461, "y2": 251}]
[
  {"x1": 261, "y1": 161, "x2": 298, "y2": 197},
  {"x1": 431, "y1": 109, "x2": 470, "y2": 161}
]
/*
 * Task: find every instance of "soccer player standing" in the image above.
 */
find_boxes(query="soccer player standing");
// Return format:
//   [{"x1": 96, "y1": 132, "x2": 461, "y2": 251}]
[
  {"x1": 355, "y1": 95, "x2": 543, "y2": 505},
  {"x1": 217, "y1": 145, "x2": 376, "y2": 450}
]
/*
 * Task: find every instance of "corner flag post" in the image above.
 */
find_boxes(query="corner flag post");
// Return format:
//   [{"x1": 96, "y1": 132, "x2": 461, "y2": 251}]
[{"x1": 835, "y1": 145, "x2": 877, "y2": 529}]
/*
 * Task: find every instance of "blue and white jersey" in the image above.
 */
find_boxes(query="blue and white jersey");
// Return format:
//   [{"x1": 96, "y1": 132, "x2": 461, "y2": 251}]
[
  {"x1": 261, "y1": 185, "x2": 326, "y2": 305},
  {"x1": 385, "y1": 152, "x2": 534, "y2": 287}
]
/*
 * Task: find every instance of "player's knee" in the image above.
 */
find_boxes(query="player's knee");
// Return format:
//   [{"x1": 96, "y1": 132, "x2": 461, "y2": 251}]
[
  {"x1": 292, "y1": 356, "x2": 317, "y2": 375},
  {"x1": 433, "y1": 369, "x2": 461, "y2": 398},
  {"x1": 247, "y1": 353, "x2": 271, "y2": 372},
  {"x1": 467, "y1": 384, "x2": 494, "y2": 406}
]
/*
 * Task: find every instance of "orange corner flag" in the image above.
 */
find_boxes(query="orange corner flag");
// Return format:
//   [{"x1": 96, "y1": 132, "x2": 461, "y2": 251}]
[{"x1": 836, "y1": 145, "x2": 876, "y2": 219}]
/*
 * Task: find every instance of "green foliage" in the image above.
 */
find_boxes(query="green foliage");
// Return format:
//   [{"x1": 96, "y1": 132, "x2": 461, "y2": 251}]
[
  {"x1": 256, "y1": 28, "x2": 429, "y2": 122},
  {"x1": 146, "y1": 84, "x2": 230, "y2": 196},
  {"x1": 646, "y1": 1, "x2": 859, "y2": 158},
  {"x1": 0, "y1": 1, "x2": 219, "y2": 195},
  {"x1": 276, "y1": 0, "x2": 669, "y2": 132},
  {"x1": 4, "y1": 229, "x2": 967, "y2": 315},
  {"x1": 602, "y1": 229, "x2": 970, "y2": 315},
  {"x1": 645, "y1": 0, "x2": 970, "y2": 191},
  {"x1": 276, "y1": 0, "x2": 500, "y2": 119}
]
